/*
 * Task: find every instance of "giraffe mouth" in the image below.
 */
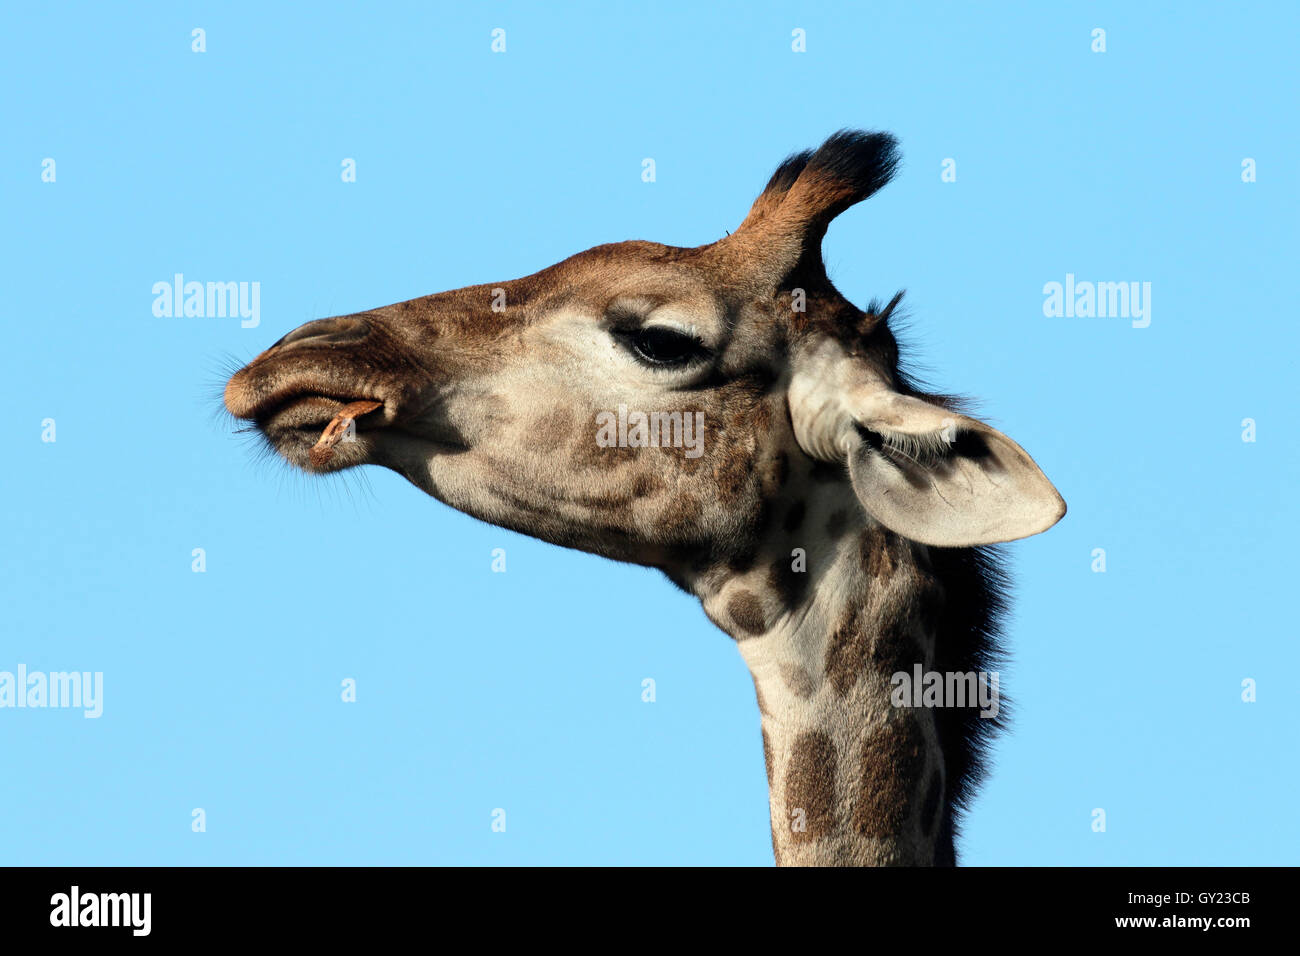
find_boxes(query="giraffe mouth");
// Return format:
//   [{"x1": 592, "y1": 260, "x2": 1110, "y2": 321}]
[
  {"x1": 240, "y1": 390, "x2": 392, "y2": 472},
  {"x1": 254, "y1": 393, "x2": 386, "y2": 433},
  {"x1": 232, "y1": 383, "x2": 469, "y2": 474}
]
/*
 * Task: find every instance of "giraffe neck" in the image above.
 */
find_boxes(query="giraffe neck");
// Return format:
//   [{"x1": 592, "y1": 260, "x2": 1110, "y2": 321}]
[{"x1": 691, "y1": 483, "x2": 956, "y2": 866}]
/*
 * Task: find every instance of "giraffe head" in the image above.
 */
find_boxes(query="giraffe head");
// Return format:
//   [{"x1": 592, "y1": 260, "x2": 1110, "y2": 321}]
[{"x1": 224, "y1": 131, "x2": 1064, "y2": 574}]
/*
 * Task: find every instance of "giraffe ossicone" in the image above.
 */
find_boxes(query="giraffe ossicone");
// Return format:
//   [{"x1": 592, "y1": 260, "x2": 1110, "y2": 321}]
[{"x1": 224, "y1": 130, "x2": 1065, "y2": 866}]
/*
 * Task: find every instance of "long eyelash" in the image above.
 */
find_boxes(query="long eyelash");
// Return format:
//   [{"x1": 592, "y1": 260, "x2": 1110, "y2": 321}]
[
  {"x1": 603, "y1": 306, "x2": 646, "y2": 332},
  {"x1": 614, "y1": 326, "x2": 711, "y2": 365},
  {"x1": 644, "y1": 320, "x2": 703, "y2": 341}
]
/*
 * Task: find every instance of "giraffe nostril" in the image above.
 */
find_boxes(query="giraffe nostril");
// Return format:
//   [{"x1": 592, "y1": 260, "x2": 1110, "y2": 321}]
[{"x1": 271, "y1": 316, "x2": 370, "y2": 350}]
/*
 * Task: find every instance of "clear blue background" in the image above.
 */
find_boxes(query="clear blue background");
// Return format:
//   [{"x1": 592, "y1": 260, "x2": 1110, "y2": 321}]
[{"x1": 2, "y1": 1, "x2": 1295, "y2": 865}]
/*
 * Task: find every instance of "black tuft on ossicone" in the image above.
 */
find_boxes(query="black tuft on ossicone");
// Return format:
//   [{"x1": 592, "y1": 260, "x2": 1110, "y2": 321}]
[{"x1": 800, "y1": 129, "x2": 901, "y2": 215}]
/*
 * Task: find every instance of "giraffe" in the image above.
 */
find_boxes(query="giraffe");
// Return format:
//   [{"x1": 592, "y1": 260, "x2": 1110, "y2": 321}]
[{"x1": 224, "y1": 130, "x2": 1065, "y2": 866}]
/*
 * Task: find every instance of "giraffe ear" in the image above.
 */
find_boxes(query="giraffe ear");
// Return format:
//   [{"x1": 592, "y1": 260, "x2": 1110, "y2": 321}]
[{"x1": 843, "y1": 391, "x2": 1066, "y2": 547}]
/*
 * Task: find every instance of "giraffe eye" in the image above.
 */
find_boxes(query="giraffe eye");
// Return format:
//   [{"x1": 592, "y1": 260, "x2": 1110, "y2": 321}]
[{"x1": 623, "y1": 326, "x2": 709, "y2": 367}]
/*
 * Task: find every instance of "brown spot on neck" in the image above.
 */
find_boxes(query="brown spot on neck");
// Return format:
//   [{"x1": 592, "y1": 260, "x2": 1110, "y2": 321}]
[
  {"x1": 728, "y1": 590, "x2": 770, "y2": 637},
  {"x1": 655, "y1": 492, "x2": 704, "y2": 538},
  {"x1": 851, "y1": 720, "x2": 926, "y2": 839},
  {"x1": 871, "y1": 617, "x2": 924, "y2": 674},
  {"x1": 861, "y1": 525, "x2": 904, "y2": 580},
  {"x1": 823, "y1": 605, "x2": 867, "y2": 696},
  {"x1": 784, "y1": 731, "x2": 838, "y2": 843},
  {"x1": 631, "y1": 473, "x2": 661, "y2": 498},
  {"x1": 779, "y1": 662, "x2": 816, "y2": 699}
]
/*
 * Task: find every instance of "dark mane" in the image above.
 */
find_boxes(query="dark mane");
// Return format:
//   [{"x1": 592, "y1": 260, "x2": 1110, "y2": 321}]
[
  {"x1": 924, "y1": 543, "x2": 1010, "y2": 864},
  {"x1": 893, "y1": 354, "x2": 1011, "y2": 865}
]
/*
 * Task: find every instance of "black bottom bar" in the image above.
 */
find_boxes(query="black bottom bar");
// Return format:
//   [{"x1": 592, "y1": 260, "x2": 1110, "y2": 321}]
[{"x1": 0, "y1": 866, "x2": 1282, "y2": 941}]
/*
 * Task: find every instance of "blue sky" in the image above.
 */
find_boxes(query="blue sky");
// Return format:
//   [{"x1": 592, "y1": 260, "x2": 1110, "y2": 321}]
[{"x1": 2, "y1": 1, "x2": 1295, "y2": 865}]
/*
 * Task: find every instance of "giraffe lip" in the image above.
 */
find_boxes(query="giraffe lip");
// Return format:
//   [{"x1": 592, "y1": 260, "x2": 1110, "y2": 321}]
[
  {"x1": 245, "y1": 392, "x2": 379, "y2": 429},
  {"x1": 252, "y1": 392, "x2": 387, "y2": 433},
  {"x1": 223, "y1": 366, "x2": 386, "y2": 425},
  {"x1": 253, "y1": 391, "x2": 469, "y2": 465},
  {"x1": 247, "y1": 393, "x2": 392, "y2": 473}
]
